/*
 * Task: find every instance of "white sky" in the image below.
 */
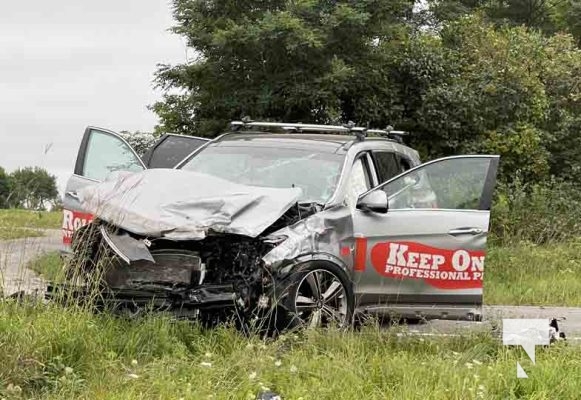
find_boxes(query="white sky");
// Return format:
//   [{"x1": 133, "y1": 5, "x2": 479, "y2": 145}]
[{"x1": 0, "y1": 0, "x2": 187, "y2": 193}]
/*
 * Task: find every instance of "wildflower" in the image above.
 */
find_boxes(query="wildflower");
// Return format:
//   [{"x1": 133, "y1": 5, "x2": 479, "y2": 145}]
[
  {"x1": 127, "y1": 373, "x2": 140, "y2": 379},
  {"x1": 131, "y1": 359, "x2": 138, "y2": 366},
  {"x1": 290, "y1": 365, "x2": 298, "y2": 373},
  {"x1": 64, "y1": 367, "x2": 74, "y2": 375},
  {"x1": 274, "y1": 360, "x2": 282, "y2": 367},
  {"x1": 465, "y1": 362, "x2": 474, "y2": 369},
  {"x1": 204, "y1": 352, "x2": 213, "y2": 358},
  {"x1": 6, "y1": 384, "x2": 22, "y2": 393},
  {"x1": 200, "y1": 361, "x2": 212, "y2": 368},
  {"x1": 249, "y1": 371, "x2": 257, "y2": 380}
]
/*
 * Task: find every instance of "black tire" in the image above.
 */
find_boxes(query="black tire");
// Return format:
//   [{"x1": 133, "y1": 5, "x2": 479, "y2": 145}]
[{"x1": 275, "y1": 262, "x2": 354, "y2": 331}]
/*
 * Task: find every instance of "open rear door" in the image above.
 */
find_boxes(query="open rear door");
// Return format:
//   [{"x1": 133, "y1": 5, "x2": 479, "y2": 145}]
[
  {"x1": 141, "y1": 133, "x2": 208, "y2": 168},
  {"x1": 62, "y1": 127, "x2": 145, "y2": 248}
]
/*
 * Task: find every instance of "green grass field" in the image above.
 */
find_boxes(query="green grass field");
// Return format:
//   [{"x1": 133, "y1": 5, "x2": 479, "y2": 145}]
[
  {"x1": 0, "y1": 301, "x2": 578, "y2": 400},
  {"x1": 0, "y1": 209, "x2": 61, "y2": 240},
  {"x1": 485, "y1": 240, "x2": 581, "y2": 306},
  {"x1": 4, "y1": 211, "x2": 581, "y2": 398}
]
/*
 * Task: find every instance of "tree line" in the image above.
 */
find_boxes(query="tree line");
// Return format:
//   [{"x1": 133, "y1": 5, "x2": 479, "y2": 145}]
[
  {"x1": 0, "y1": 166, "x2": 59, "y2": 210},
  {"x1": 151, "y1": 0, "x2": 581, "y2": 187}
]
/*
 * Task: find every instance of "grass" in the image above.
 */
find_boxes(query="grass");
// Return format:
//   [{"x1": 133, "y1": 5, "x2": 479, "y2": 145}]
[
  {"x1": 5, "y1": 221, "x2": 581, "y2": 398},
  {"x1": 0, "y1": 300, "x2": 579, "y2": 400},
  {"x1": 0, "y1": 209, "x2": 61, "y2": 240},
  {"x1": 485, "y1": 240, "x2": 581, "y2": 306},
  {"x1": 26, "y1": 251, "x2": 63, "y2": 283}
]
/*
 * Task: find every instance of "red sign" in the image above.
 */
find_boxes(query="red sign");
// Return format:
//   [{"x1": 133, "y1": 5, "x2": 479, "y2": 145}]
[
  {"x1": 369, "y1": 241, "x2": 484, "y2": 289},
  {"x1": 62, "y1": 209, "x2": 94, "y2": 245}
]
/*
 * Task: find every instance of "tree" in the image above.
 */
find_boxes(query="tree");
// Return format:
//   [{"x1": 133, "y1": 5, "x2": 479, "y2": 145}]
[
  {"x1": 9, "y1": 167, "x2": 59, "y2": 210},
  {"x1": 395, "y1": 16, "x2": 581, "y2": 182},
  {"x1": 153, "y1": 2, "x2": 581, "y2": 184},
  {"x1": 429, "y1": 0, "x2": 581, "y2": 44},
  {"x1": 0, "y1": 167, "x2": 10, "y2": 208},
  {"x1": 118, "y1": 130, "x2": 158, "y2": 157},
  {"x1": 152, "y1": 0, "x2": 415, "y2": 137}
]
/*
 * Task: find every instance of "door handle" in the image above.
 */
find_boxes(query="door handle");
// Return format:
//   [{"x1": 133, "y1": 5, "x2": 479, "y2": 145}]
[
  {"x1": 448, "y1": 227, "x2": 483, "y2": 236},
  {"x1": 66, "y1": 191, "x2": 80, "y2": 201}
]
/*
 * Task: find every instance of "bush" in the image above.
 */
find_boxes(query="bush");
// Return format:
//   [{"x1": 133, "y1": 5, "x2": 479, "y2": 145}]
[{"x1": 491, "y1": 176, "x2": 581, "y2": 244}]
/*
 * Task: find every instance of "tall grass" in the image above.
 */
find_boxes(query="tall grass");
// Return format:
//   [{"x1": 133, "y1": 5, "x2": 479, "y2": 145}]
[{"x1": 0, "y1": 300, "x2": 579, "y2": 399}]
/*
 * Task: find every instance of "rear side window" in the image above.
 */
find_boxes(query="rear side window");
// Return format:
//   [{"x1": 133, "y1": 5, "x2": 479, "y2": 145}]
[
  {"x1": 373, "y1": 151, "x2": 401, "y2": 182},
  {"x1": 145, "y1": 136, "x2": 208, "y2": 168},
  {"x1": 397, "y1": 154, "x2": 413, "y2": 172}
]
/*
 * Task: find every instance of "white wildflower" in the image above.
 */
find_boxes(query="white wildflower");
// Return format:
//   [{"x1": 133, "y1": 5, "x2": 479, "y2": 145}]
[
  {"x1": 200, "y1": 361, "x2": 213, "y2": 368},
  {"x1": 127, "y1": 373, "x2": 140, "y2": 379},
  {"x1": 274, "y1": 360, "x2": 282, "y2": 367},
  {"x1": 131, "y1": 359, "x2": 138, "y2": 366},
  {"x1": 290, "y1": 365, "x2": 298, "y2": 373},
  {"x1": 249, "y1": 371, "x2": 257, "y2": 380}
]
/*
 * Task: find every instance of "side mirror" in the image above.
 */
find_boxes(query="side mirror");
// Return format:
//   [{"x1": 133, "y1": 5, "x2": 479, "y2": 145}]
[{"x1": 356, "y1": 190, "x2": 389, "y2": 213}]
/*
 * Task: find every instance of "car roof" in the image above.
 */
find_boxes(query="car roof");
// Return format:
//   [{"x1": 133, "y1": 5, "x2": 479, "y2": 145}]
[{"x1": 211, "y1": 131, "x2": 410, "y2": 154}]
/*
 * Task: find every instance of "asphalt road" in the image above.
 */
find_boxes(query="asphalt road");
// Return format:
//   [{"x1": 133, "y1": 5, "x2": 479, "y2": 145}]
[{"x1": 1, "y1": 231, "x2": 579, "y2": 339}]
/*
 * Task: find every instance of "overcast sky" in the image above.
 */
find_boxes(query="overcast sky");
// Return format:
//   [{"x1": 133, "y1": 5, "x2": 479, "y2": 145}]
[{"x1": 0, "y1": 0, "x2": 186, "y2": 193}]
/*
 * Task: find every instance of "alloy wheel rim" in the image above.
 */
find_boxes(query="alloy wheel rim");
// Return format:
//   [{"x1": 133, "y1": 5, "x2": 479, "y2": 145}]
[{"x1": 293, "y1": 269, "x2": 347, "y2": 328}]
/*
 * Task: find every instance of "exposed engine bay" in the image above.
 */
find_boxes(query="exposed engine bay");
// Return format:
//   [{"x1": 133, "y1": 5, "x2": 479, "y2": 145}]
[{"x1": 48, "y1": 202, "x2": 319, "y2": 320}]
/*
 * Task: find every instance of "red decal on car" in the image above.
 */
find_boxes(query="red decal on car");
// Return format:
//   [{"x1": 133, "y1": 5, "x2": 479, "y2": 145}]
[
  {"x1": 340, "y1": 246, "x2": 351, "y2": 257},
  {"x1": 370, "y1": 241, "x2": 484, "y2": 289},
  {"x1": 354, "y1": 237, "x2": 368, "y2": 272},
  {"x1": 62, "y1": 209, "x2": 94, "y2": 245}
]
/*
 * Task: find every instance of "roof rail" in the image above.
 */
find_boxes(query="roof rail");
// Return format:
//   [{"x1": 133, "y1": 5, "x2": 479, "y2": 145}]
[{"x1": 229, "y1": 119, "x2": 407, "y2": 143}]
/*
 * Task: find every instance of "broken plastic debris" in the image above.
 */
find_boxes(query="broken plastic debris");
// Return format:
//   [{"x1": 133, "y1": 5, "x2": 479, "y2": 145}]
[{"x1": 256, "y1": 391, "x2": 282, "y2": 400}]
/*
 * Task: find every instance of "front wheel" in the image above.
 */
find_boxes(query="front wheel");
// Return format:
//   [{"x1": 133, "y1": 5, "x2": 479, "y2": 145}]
[{"x1": 278, "y1": 262, "x2": 354, "y2": 330}]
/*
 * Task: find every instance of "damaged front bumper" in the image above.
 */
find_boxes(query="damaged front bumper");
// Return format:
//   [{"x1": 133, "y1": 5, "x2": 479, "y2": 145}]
[{"x1": 45, "y1": 282, "x2": 240, "y2": 317}]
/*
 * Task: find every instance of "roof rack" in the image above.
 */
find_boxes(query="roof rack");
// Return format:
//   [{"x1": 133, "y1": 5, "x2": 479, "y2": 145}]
[{"x1": 229, "y1": 119, "x2": 407, "y2": 143}]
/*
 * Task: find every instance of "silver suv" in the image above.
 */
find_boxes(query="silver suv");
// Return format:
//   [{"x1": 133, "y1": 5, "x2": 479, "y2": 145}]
[{"x1": 57, "y1": 121, "x2": 499, "y2": 329}]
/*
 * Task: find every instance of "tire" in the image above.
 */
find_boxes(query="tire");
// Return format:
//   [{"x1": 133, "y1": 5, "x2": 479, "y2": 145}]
[{"x1": 276, "y1": 262, "x2": 354, "y2": 331}]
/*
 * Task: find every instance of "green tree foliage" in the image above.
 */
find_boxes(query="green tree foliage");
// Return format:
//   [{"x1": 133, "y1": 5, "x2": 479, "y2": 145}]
[
  {"x1": 153, "y1": 2, "x2": 581, "y2": 183},
  {"x1": 152, "y1": 0, "x2": 415, "y2": 136},
  {"x1": 9, "y1": 167, "x2": 59, "y2": 210},
  {"x1": 0, "y1": 167, "x2": 11, "y2": 208},
  {"x1": 430, "y1": 0, "x2": 581, "y2": 43}
]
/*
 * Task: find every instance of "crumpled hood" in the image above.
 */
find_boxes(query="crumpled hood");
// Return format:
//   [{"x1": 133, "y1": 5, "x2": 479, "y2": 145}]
[{"x1": 79, "y1": 169, "x2": 302, "y2": 240}]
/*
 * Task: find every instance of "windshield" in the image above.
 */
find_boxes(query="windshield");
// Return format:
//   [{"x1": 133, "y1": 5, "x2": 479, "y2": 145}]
[{"x1": 180, "y1": 145, "x2": 344, "y2": 203}]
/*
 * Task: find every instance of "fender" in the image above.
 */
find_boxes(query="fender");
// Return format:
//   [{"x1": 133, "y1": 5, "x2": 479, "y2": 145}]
[{"x1": 276, "y1": 252, "x2": 350, "y2": 279}]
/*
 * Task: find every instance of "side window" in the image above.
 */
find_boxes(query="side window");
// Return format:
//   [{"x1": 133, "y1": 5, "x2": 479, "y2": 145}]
[
  {"x1": 83, "y1": 129, "x2": 144, "y2": 181},
  {"x1": 381, "y1": 157, "x2": 494, "y2": 210},
  {"x1": 345, "y1": 157, "x2": 372, "y2": 209},
  {"x1": 397, "y1": 155, "x2": 412, "y2": 172},
  {"x1": 372, "y1": 152, "x2": 401, "y2": 182}
]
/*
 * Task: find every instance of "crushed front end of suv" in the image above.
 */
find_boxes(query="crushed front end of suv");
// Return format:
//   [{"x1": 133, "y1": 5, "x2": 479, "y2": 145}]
[{"x1": 53, "y1": 121, "x2": 499, "y2": 330}]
